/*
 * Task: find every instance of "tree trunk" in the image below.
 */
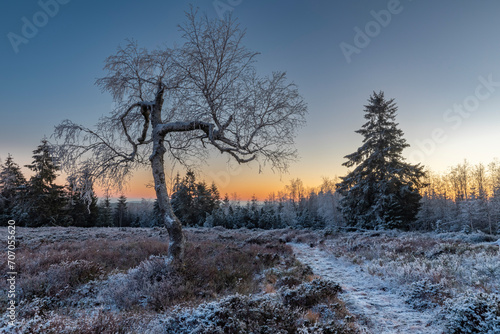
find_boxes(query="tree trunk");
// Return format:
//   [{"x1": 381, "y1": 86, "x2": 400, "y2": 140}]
[
  {"x1": 150, "y1": 136, "x2": 185, "y2": 264},
  {"x1": 149, "y1": 87, "x2": 185, "y2": 265}
]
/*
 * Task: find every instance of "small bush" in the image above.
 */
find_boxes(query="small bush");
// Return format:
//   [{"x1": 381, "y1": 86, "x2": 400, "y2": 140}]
[
  {"x1": 406, "y1": 279, "x2": 449, "y2": 310},
  {"x1": 163, "y1": 294, "x2": 300, "y2": 333},
  {"x1": 0, "y1": 235, "x2": 168, "y2": 313},
  {"x1": 17, "y1": 238, "x2": 169, "y2": 275},
  {"x1": 22, "y1": 260, "x2": 103, "y2": 299},
  {"x1": 282, "y1": 278, "x2": 342, "y2": 309},
  {"x1": 443, "y1": 292, "x2": 500, "y2": 333},
  {"x1": 267, "y1": 262, "x2": 315, "y2": 289}
]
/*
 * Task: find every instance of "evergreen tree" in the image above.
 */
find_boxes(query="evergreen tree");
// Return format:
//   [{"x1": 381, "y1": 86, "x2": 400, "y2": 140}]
[
  {"x1": 336, "y1": 91, "x2": 426, "y2": 230},
  {"x1": 193, "y1": 181, "x2": 212, "y2": 225},
  {"x1": 151, "y1": 199, "x2": 163, "y2": 227},
  {"x1": 258, "y1": 199, "x2": 282, "y2": 229},
  {"x1": 171, "y1": 171, "x2": 221, "y2": 226},
  {"x1": 20, "y1": 140, "x2": 67, "y2": 226},
  {"x1": 97, "y1": 192, "x2": 113, "y2": 227},
  {"x1": 171, "y1": 171, "x2": 196, "y2": 225},
  {"x1": 209, "y1": 182, "x2": 221, "y2": 212},
  {"x1": 0, "y1": 154, "x2": 26, "y2": 222},
  {"x1": 114, "y1": 194, "x2": 129, "y2": 227},
  {"x1": 66, "y1": 172, "x2": 99, "y2": 227}
]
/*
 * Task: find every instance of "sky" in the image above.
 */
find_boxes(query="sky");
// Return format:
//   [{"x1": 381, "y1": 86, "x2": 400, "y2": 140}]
[{"x1": 1, "y1": 0, "x2": 500, "y2": 201}]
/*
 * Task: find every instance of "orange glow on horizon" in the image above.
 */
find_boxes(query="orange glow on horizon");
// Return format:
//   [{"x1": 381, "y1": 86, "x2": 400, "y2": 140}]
[
  {"x1": 92, "y1": 167, "x2": 321, "y2": 201},
  {"x1": 94, "y1": 177, "x2": 287, "y2": 201}
]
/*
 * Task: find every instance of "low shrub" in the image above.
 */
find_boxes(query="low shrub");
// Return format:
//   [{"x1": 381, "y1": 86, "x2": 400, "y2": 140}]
[
  {"x1": 266, "y1": 261, "x2": 314, "y2": 289},
  {"x1": 0, "y1": 235, "x2": 168, "y2": 313},
  {"x1": 282, "y1": 278, "x2": 342, "y2": 309},
  {"x1": 3, "y1": 309, "x2": 134, "y2": 334},
  {"x1": 16, "y1": 238, "x2": 169, "y2": 275},
  {"x1": 22, "y1": 260, "x2": 103, "y2": 299},
  {"x1": 406, "y1": 279, "x2": 449, "y2": 310},
  {"x1": 161, "y1": 280, "x2": 356, "y2": 334},
  {"x1": 443, "y1": 292, "x2": 500, "y2": 333},
  {"x1": 162, "y1": 294, "x2": 299, "y2": 333}
]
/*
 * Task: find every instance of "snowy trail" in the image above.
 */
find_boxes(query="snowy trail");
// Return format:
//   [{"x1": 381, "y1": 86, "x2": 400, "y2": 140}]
[{"x1": 291, "y1": 243, "x2": 443, "y2": 334}]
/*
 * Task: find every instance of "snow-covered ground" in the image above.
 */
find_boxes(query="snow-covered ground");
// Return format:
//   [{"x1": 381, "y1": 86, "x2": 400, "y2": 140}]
[{"x1": 291, "y1": 243, "x2": 444, "y2": 333}]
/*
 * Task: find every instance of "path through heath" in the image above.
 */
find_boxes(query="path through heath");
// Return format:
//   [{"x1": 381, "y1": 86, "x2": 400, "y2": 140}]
[{"x1": 291, "y1": 243, "x2": 443, "y2": 334}]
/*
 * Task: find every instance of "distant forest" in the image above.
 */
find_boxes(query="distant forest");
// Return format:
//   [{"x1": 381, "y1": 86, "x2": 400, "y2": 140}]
[{"x1": 1, "y1": 139, "x2": 500, "y2": 234}]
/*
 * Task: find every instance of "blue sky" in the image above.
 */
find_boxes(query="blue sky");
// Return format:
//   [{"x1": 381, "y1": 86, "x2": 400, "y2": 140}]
[{"x1": 1, "y1": 0, "x2": 500, "y2": 199}]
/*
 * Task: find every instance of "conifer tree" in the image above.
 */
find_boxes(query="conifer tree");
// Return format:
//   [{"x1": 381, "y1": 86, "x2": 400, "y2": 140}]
[
  {"x1": 150, "y1": 199, "x2": 163, "y2": 227},
  {"x1": 171, "y1": 171, "x2": 221, "y2": 226},
  {"x1": 98, "y1": 191, "x2": 114, "y2": 227},
  {"x1": 114, "y1": 194, "x2": 129, "y2": 228},
  {"x1": 171, "y1": 171, "x2": 196, "y2": 225},
  {"x1": 336, "y1": 91, "x2": 426, "y2": 229},
  {"x1": 66, "y1": 172, "x2": 99, "y2": 227},
  {"x1": 21, "y1": 140, "x2": 66, "y2": 226},
  {"x1": 0, "y1": 154, "x2": 26, "y2": 221}
]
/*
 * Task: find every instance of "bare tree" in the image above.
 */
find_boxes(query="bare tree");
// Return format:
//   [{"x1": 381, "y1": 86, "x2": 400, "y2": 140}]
[
  {"x1": 53, "y1": 10, "x2": 307, "y2": 264},
  {"x1": 285, "y1": 178, "x2": 305, "y2": 204}
]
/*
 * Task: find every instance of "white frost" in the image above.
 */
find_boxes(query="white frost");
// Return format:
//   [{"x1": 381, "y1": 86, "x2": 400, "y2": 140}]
[{"x1": 291, "y1": 243, "x2": 444, "y2": 334}]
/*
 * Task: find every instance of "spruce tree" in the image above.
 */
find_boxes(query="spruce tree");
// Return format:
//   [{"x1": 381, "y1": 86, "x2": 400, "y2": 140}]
[
  {"x1": 151, "y1": 199, "x2": 163, "y2": 227},
  {"x1": 336, "y1": 91, "x2": 426, "y2": 230},
  {"x1": 66, "y1": 174, "x2": 99, "y2": 227},
  {"x1": 171, "y1": 171, "x2": 221, "y2": 226},
  {"x1": 114, "y1": 194, "x2": 129, "y2": 228},
  {"x1": 98, "y1": 192, "x2": 114, "y2": 227},
  {"x1": 0, "y1": 154, "x2": 26, "y2": 221},
  {"x1": 22, "y1": 140, "x2": 66, "y2": 226},
  {"x1": 171, "y1": 171, "x2": 196, "y2": 226}
]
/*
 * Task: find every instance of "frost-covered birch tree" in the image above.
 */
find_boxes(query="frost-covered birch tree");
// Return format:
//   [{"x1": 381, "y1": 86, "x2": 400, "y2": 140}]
[{"x1": 53, "y1": 10, "x2": 307, "y2": 263}]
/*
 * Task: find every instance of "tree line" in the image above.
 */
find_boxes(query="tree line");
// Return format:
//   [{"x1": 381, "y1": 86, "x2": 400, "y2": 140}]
[
  {"x1": 2, "y1": 139, "x2": 499, "y2": 233},
  {"x1": 3, "y1": 96, "x2": 500, "y2": 234},
  {"x1": 0, "y1": 140, "x2": 150, "y2": 228}
]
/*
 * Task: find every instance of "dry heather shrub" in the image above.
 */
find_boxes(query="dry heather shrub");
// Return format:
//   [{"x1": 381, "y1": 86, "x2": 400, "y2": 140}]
[
  {"x1": 264, "y1": 283, "x2": 277, "y2": 294},
  {"x1": 268, "y1": 261, "x2": 314, "y2": 289},
  {"x1": 103, "y1": 240, "x2": 291, "y2": 311},
  {"x1": 0, "y1": 235, "x2": 168, "y2": 314},
  {"x1": 10, "y1": 309, "x2": 134, "y2": 334},
  {"x1": 304, "y1": 309, "x2": 321, "y2": 324},
  {"x1": 21, "y1": 260, "x2": 103, "y2": 299},
  {"x1": 162, "y1": 294, "x2": 299, "y2": 333},
  {"x1": 443, "y1": 292, "x2": 500, "y2": 334},
  {"x1": 17, "y1": 238, "x2": 168, "y2": 275},
  {"x1": 161, "y1": 280, "x2": 357, "y2": 334},
  {"x1": 282, "y1": 278, "x2": 342, "y2": 309},
  {"x1": 406, "y1": 279, "x2": 449, "y2": 310}
]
